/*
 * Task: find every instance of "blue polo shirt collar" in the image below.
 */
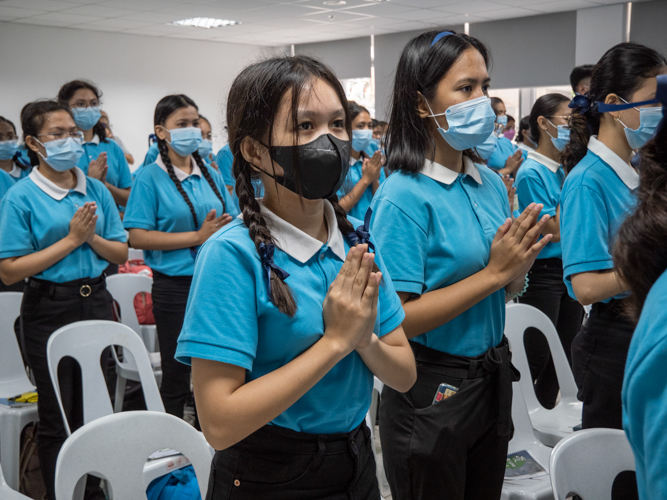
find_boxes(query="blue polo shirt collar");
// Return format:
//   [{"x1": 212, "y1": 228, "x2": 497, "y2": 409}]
[
  {"x1": 421, "y1": 156, "x2": 483, "y2": 185},
  {"x1": 246, "y1": 200, "x2": 346, "y2": 264},
  {"x1": 29, "y1": 166, "x2": 87, "y2": 201},
  {"x1": 155, "y1": 154, "x2": 201, "y2": 181},
  {"x1": 588, "y1": 136, "x2": 639, "y2": 190},
  {"x1": 527, "y1": 150, "x2": 560, "y2": 173}
]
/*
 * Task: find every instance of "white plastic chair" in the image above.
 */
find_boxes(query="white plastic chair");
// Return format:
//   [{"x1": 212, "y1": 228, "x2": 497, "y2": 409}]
[
  {"x1": 367, "y1": 377, "x2": 387, "y2": 500},
  {"x1": 54, "y1": 411, "x2": 212, "y2": 499},
  {"x1": 501, "y1": 382, "x2": 554, "y2": 500},
  {"x1": 505, "y1": 303, "x2": 582, "y2": 447},
  {"x1": 106, "y1": 274, "x2": 161, "y2": 412},
  {"x1": 0, "y1": 463, "x2": 31, "y2": 499},
  {"x1": 46, "y1": 320, "x2": 164, "y2": 434},
  {"x1": 0, "y1": 292, "x2": 39, "y2": 491},
  {"x1": 550, "y1": 428, "x2": 636, "y2": 500}
]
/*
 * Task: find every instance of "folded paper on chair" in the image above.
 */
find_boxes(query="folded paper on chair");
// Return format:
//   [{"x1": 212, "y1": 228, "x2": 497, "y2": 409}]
[{"x1": 504, "y1": 450, "x2": 547, "y2": 480}]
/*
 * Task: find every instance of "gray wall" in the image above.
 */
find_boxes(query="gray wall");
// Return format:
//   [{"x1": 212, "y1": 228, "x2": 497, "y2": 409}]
[
  {"x1": 295, "y1": 37, "x2": 371, "y2": 79},
  {"x1": 470, "y1": 12, "x2": 576, "y2": 89},
  {"x1": 576, "y1": 4, "x2": 627, "y2": 66},
  {"x1": 631, "y1": 0, "x2": 667, "y2": 55}
]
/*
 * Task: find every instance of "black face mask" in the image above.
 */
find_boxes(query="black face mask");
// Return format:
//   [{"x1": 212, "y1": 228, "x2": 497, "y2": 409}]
[{"x1": 266, "y1": 133, "x2": 351, "y2": 200}]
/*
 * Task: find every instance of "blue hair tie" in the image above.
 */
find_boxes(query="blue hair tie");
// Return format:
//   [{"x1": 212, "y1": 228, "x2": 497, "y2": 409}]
[
  {"x1": 346, "y1": 208, "x2": 375, "y2": 252},
  {"x1": 569, "y1": 94, "x2": 593, "y2": 115},
  {"x1": 431, "y1": 31, "x2": 454, "y2": 47},
  {"x1": 258, "y1": 243, "x2": 290, "y2": 301}
]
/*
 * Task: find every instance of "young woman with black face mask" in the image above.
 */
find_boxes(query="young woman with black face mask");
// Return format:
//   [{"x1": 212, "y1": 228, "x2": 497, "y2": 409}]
[
  {"x1": 369, "y1": 30, "x2": 551, "y2": 500},
  {"x1": 174, "y1": 55, "x2": 416, "y2": 500}
]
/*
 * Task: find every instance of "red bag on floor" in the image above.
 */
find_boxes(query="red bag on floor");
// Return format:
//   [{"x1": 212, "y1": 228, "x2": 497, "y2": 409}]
[{"x1": 119, "y1": 259, "x2": 155, "y2": 325}]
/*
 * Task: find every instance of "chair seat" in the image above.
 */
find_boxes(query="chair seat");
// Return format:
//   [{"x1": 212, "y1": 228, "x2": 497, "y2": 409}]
[
  {"x1": 0, "y1": 405, "x2": 39, "y2": 491},
  {"x1": 530, "y1": 400, "x2": 582, "y2": 447}
]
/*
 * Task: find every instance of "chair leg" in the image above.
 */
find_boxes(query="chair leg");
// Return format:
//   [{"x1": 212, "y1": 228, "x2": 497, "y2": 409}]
[
  {"x1": 114, "y1": 375, "x2": 127, "y2": 413},
  {"x1": 0, "y1": 413, "x2": 21, "y2": 491}
]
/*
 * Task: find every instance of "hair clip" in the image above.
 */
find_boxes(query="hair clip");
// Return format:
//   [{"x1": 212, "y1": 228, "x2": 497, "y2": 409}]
[
  {"x1": 258, "y1": 243, "x2": 290, "y2": 301},
  {"x1": 346, "y1": 208, "x2": 375, "y2": 252}
]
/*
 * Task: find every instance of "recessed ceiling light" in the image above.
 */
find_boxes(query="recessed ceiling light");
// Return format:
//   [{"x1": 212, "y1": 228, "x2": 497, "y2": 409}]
[
  {"x1": 323, "y1": 0, "x2": 346, "y2": 5},
  {"x1": 170, "y1": 17, "x2": 241, "y2": 29}
]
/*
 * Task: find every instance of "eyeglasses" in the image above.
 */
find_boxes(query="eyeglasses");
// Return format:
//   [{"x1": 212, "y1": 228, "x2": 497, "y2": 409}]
[
  {"x1": 37, "y1": 131, "x2": 84, "y2": 142},
  {"x1": 547, "y1": 115, "x2": 572, "y2": 126}
]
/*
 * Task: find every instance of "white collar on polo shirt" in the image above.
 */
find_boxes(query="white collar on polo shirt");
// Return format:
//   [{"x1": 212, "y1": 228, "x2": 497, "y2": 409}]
[
  {"x1": 156, "y1": 154, "x2": 201, "y2": 181},
  {"x1": 9, "y1": 162, "x2": 22, "y2": 178},
  {"x1": 85, "y1": 134, "x2": 100, "y2": 145},
  {"x1": 420, "y1": 155, "x2": 483, "y2": 185},
  {"x1": 238, "y1": 200, "x2": 346, "y2": 264},
  {"x1": 588, "y1": 136, "x2": 639, "y2": 190},
  {"x1": 527, "y1": 150, "x2": 561, "y2": 174},
  {"x1": 29, "y1": 166, "x2": 87, "y2": 201}
]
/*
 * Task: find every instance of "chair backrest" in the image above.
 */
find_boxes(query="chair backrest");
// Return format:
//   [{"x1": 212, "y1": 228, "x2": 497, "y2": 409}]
[
  {"x1": 0, "y1": 463, "x2": 31, "y2": 500},
  {"x1": 508, "y1": 381, "x2": 544, "y2": 453},
  {"x1": 505, "y1": 303, "x2": 579, "y2": 412},
  {"x1": 0, "y1": 292, "x2": 35, "y2": 398},
  {"x1": 55, "y1": 411, "x2": 212, "y2": 499},
  {"x1": 550, "y1": 428, "x2": 636, "y2": 499},
  {"x1": 46, "y1": 320, "x2": 164, "y2": 434},
  {"x1": 106, "y1": 274, "x2": 152, "y2": 336}
]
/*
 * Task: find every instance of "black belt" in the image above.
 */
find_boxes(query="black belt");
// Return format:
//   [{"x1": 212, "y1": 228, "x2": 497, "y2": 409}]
[
  {"x1": 26, "y1": 275, "x2": 106, "y2": 298},
  {"x1": 410, "y1": 337, "x2": 520, "y2": 437},
  {"x1": 532, "y1": 257, "x2": 563, "y2": 269}
]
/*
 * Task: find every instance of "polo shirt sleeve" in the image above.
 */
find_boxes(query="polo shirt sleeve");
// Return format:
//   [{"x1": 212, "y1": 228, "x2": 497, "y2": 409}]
[
  {"x1": 214, "y1": 145, "x2": 235, "y2": 187},
  {"x1": 561, "y1": 185, "x2": 613, "y2": 282},
  {"x1": 516, "y1": 169, "x2": 557, "y2": 217},
  {"x1": 0, "y1": 171, "x2": 14, "y2": 200},
  {"x1": 371, "y1": 238, "x2": 406, "y2": 337},
  {"x1": 93, "y1": 179, "x2": 127, "y2": 242},
  {"x1": 0, "y1": 197, "x2": 34, "y2": 259},
  {"x1": 624, "y1": 337, "x2": 667, "y2": 499},
  {"x1": 122, "y1": 171, "x2": 158, "y2": 231},
  {"x1": 370, "y1": 198, "x2": 427, "y2": 296},
  {"x1": 141, "y1": 144, "x2": 159, "y2": 168},
  {"x1": 111, "y1": 142, "x2": 133, "y2": 189},
  {"x1": 175, "y1": 235, "x2": 258, "y2": 370}
]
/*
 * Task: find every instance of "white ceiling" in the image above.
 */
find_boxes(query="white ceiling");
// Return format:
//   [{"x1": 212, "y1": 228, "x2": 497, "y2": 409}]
[{"x1": 0, "y1": 0, "x2": 638, "y2": 47}]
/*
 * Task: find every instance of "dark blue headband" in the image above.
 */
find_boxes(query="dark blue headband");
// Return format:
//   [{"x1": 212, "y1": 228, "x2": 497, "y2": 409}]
[{"x1": 431, "y1": 31, "x2": 454, "y2": 47}]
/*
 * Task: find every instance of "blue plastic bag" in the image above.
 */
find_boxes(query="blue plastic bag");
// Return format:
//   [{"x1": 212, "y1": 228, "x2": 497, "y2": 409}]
[{"x1": 146, "y1": 465, "x2": 202, "y2": 500}]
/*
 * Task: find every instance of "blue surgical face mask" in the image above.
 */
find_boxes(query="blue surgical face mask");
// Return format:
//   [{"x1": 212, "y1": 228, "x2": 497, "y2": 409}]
[
  {"x1": 351, "y1": 129, "x2": 373, "y2": 153},
  {"x1": 476, "y1": 132, "x2": 498, "y2": 161},
  {"x1": 36, "y1": 137, "x2": 84, "y2": 172},
  {"x1": 0, "y1": 139, "x2": 19, "y2": 161},
  {"x1": 618, "y1": 101, "x2": 663, "y2": 150},
  {"x1": 427, "y1": 96, "x2": 496, "y2": 151},
  {"x1": 198, "y1": 139, "x2": 213, "y2": 159},
  {"x1": 545, "y1": 119, "x2": 571, "y2": 152},
  {"x1": 370, "y1": 137, "x2": 381, "y2": 149},
  {"x1": 71, "y1": 106, "x2": 102, "y2": 131},
  {"x1": 496, "y1": 114, "x2": 508, "y2": 126},
  {"x1": 166, "y1": 127, "x2": 202, "y2": 157}
]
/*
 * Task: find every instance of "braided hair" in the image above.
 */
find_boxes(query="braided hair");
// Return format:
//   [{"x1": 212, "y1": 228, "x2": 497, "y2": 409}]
[
  {"x1": 154, "y1": 95, "x2": 226, "y2": 231},
  {"x1": 0, "y1": 116, "x2": 29, "y2": 169},
  {"x1": 227, "y1": 55, "x2": 376, "y2": 316}
]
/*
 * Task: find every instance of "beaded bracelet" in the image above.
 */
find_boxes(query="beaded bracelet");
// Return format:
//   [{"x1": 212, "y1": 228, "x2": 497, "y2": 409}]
[{"x1": 505, "y1": 274, "x2": 530, "y2": 301}]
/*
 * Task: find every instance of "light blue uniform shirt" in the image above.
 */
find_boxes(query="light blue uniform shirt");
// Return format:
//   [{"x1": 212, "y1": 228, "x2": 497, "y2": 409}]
[
  {"x1": 7, "y1": 162, "x2": 31, "y2": 183},
  {"x1": 560, "y1": 136, "x2": 638, "y2": 302},
  {"x1": 140, "y1": 142, "x2": 159, "y2": 169},
  {"x1": 176, "y1": 201, "x2": 405, "y2": 434},
  {"x1": 214, "y1": 144, "x2": 235, "y2": 187},
  {"x1": 77, "y1": 135, "x2": 133, "y2": 190},
  {"x1": 623, "y1": 269, "x2": 667, "y2": 500},
  {"x1": 0, "y1": 169, "x2": 15, "y2": 199},
  {"x1": 0, "y1": 167, "x2": 126, "y2": 283},
  {"x1": 515, "y1": 151, "x2": 565, "y2": 260},
  {"x1": 123, "y1": 155, "x2": 239, "y2": 277},
  {"x1": 487, "y1": 136, "x2": 521, "y2": 171},
  {"x1": 337, "y1": 156, "x2": 386, "y2": 221},
  {"x1": 371, "y1": 157, "x2": 511, "y2": 357}
]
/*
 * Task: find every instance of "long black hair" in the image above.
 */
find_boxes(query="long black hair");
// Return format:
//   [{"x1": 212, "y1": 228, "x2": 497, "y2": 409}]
[
  {"x1": 154, "y1": 94, "x2": 225, "y2": 230},
  {"x1": 385, "y1": 29, "x2": 490, "y2": 173},
  {"x1": 57, "y1": 80, "x2": 107, "y2": 142},
  {"x1": 20, "y1": 100, "x2": 74, "y2": 167},
  {"x1": 614, "y1": 122, "x2": 667, "y2": 317},
  {"x1": 0, "y1": 116, "x2": 29, "y2": 169},
  {"x1": 227, "y1": 54, "x2": 367, "y2": 317},
  {"x1": 562, "y1": 43, "x2": 667, "y2": 174},
  {"x1": 516, "y1": 116, "x2": 530, "y2": 145},
  {"x1": 348, "y1": 101, "x2": 369, "y2": 122},
  {"x1": 529, "y1": 93, "x2": 570, "y2": 147}
]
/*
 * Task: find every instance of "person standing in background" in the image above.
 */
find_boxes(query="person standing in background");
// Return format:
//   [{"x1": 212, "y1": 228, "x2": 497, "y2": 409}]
[{"x1": 570, "y1": 64, "x2": 595, "y2": 96}]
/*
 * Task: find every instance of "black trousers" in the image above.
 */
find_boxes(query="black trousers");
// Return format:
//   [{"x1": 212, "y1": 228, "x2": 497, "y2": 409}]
[
  {"x1": 571, "y1": 299, "x2": 638, "y2": 499},
  {"x1": 21, "y1": 276, "x2": 112, "y2": 500},
  {"x1": 151, "y1": 271, "x2": 193, "y2": 419},
  {"x1": 518, "y1": 258, "x2": 585, "y2": 408},
  {"x1": 379, "y1": 339, "x2": 517, "y2": 500},
  {"x1": 206, "y1": 421, "x2": 379, "y2": 500}
]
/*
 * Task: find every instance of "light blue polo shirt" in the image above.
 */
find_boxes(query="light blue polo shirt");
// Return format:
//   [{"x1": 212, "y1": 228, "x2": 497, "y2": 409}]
[
  {"x1": 337, "y1": 156, "x2": 386, "y2": 221},
  {"x1": 214, "y1": 143, "x2": 235, "y2": 187},
  {"x1": 176, "y1": 201, "x2": 405, "y2": 434},
  {"x1": 0, "y1": 167, "x2": 126, "y2": 283},
  {"x1": 560, "y1": 136, "x2": 637, "y2": 302},
  {"x1": 0, "y1": 169, "x2": 15, "y2": 199},
  {"x1": 77, "y1": 134, "x2": 133, "y2": 190},
  {"x1": 370, "y1": 157, "x2": 511, "y2": 357},
  {"x1": 487, "y1": 135, "x2": 522, "y2": 170},
  {"x1": 123, "y1": 155, "x2": 239, "y2": 277},
  {"x1": 623, "y1": 268, "x2": 667, "y2": 500},
  {"x1": 140, "y1": 142, "x2": 159, "y2": 169},
  {"x1": 6, "y1": 162, "x2": 31, "y2": 183},
  {"x1": 515, "y1": 151, "x2": 565, "y2": 260}
]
